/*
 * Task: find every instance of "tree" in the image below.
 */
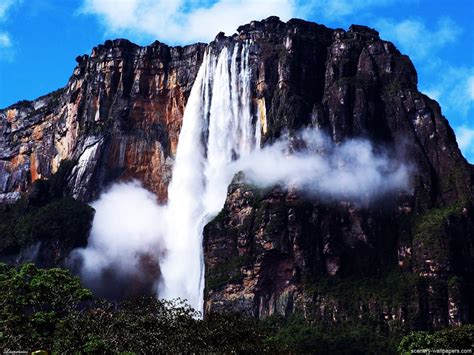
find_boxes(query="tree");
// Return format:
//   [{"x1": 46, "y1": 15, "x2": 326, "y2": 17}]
[{"x1": 0, "y1": 263, "x2": 92, "y2": 350}]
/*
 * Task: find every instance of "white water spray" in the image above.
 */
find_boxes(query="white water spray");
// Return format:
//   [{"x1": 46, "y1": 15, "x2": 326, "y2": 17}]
[{"x1": 159, "y1": 42, "x2": 258, "y2": 313}]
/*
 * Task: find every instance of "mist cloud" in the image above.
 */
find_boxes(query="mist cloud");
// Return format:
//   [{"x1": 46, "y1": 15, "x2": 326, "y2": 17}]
[
  {"x1": 233, "y1": 128, "x2": 411, "y2": 202},
  {"x1": 69, "y1": 181, "x2": 165, "y2": 298}
]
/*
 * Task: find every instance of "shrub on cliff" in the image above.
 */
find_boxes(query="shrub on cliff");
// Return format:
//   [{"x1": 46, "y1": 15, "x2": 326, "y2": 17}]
[
  {"x1": 398, "y1": 325, "x2": 474, "y2": 353},
  {"x1": 0, "y1": 160, "x2": 94, "y2": 262},
  {"x1": 0, "y1": 197, "x2": 94, "y2": 258}
]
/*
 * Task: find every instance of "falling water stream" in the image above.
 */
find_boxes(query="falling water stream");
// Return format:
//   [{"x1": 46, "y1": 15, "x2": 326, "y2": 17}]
[{"x1": 158, "y1": 42, "x2": 260, "y2": 314}]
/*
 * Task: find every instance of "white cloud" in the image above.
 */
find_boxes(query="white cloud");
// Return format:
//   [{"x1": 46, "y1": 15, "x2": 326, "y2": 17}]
[
  {"x1": 81, "y1": 0, "x2": 297, "y2": 44},
  {"x1": 81, "y1": 0, "x2": 417, "y2": 43},
  {"x1": 422, "y1": 67, "x2": 474, "y2": 118},
  {"x1": 0, "y1": 0, "x2": 18, "y2": 20},
  {"x1": 376, "y1": 17, "x2": 460, "y2": 60},
  {"x1": 468, "y1": 76, "x2": 474, "y2": 101},
  {"x1": 234, "y1": 128, "x2": 412, "y2": 202},
  {"x1": 0, "y1": 0, "x2": 20, "y2": 60},
  {"x1": 0, "y1": 31, "x2": 10, "y2": 47},
  {"x1": 70, "y1": 181, "x2": 166, "y2": 298},
  {"x1": 456, "y1": 126, "x2": 474, "y2": 151},
  {"x1": 80, "y1": 0, "x2": 434, "y2": 45}
]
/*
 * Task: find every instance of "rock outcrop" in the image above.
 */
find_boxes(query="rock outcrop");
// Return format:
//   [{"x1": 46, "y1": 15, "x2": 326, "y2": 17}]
[{"x1": 1, "y1": 17, "x2": 473, "y2": 332}]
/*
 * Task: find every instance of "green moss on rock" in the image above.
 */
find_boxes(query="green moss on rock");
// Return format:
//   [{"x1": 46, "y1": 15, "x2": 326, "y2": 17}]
[
  {"x1": 305, "y1": 271, "x2": 422, "y2": 307},
  {"x1": 206, "y1": 255, "x2": 247, "y2": 291},
  {"x1": 412, "y1": 202, "x2": 464, "y2": 266}
]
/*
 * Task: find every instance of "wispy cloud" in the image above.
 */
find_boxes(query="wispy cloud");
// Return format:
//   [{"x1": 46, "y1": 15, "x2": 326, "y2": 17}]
[
  {"x1": 423, "y1": 67, "x2": 474, "y2": 118},
  {"x1": 301, "y1": 0, "x2": 406, "y2": 21},
  {"x1": 468, "y1": 76, "x2": 474, "y2": 100},
  {"x1": 0, "y1": 0, "x2": 18, "y2": 20},
  {"x1": 0, "y1": 0, "x2": 19, "y2": 61},
  {"x1": 80, "y1": 0, "x2": 415, "y2": 43},
  {"x1": 0, "y1": 31, "x2": 11, "y2": 47},
  {"x1": 376, "y1": 17, "x2": 460, "y2": 60},
  {"x1": 80, "y1": 0, "x2": 297, "y2": 44}
]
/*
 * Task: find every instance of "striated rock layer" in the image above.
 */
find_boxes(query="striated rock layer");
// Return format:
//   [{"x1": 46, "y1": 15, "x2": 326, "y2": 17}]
[{"x1": 1, "y1": 17, "x2": 473, "y2": 331}]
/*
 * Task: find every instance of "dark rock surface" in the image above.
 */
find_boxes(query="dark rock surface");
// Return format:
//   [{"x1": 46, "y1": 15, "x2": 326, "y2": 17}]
[
  {"x1": 202, "y1": 18, "x2": 474, "y2": 331},
  {"x1": 1, "y1": 17, "x2": 473, "y2": 332}
]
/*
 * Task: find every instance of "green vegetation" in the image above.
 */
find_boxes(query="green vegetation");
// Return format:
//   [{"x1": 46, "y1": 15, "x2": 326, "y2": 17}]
[
  {"x1": 398, "y1": 325, "x2": 474, "y2": 353},
  {"x1": 264, "y1": 315, "x2": 474, "y2": 354},
  {"x1": 0, "y1": 197, "x2": 93, "y2": 255},
  {"x1": 206, "y1": 255, "x2": 247, "y2": 290},
  {"x1": 263, "y1": 314, "x2": 390, "y2": 353},
  {"x1": 0, "y1": 263, "x2": 472, "y2": 353},
  {"x1": 0, "y1": 263, "x2": 92, "y2": 350},
  {"x1": 302, "y1": 271, "x2": 425, "y2": 349},
  {"x1": 305, "y1": 271, "x2": 422, "y2": 307},
  {"x1": 440, "y1": 165, "x2": 469, "y2": 200},
  {"x1": 413, "y1": 203, "x2": 463, "y2": 238},
  {"x1": 0, "y1": 160, "x2": 94, "y2": 256},
  {"x1": 0, "y1": 263, "x2": 269, "y2": 353},
  {"x1": 412, "y1": 202, "x2": 464, "y2": 263}
]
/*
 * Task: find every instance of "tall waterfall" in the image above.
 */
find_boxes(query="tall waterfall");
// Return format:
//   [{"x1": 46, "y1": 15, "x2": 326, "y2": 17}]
[
  {"x1": 73, "y1": 40, "x2": 411, "y2": 315},
  {"x1": 159, "y1": 42, "x2": 260, "y2": 313}
]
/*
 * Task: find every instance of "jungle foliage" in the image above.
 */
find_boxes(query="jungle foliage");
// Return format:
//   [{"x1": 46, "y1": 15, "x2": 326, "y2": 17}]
[{"x1": 1, "y1": 263, "x2": 472, "y2": 353}]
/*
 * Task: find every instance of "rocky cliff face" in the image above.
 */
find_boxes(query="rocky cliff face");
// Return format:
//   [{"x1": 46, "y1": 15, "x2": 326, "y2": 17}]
[
  {"x1": 0, "y1": 39, "x2": 206, "y2": 203},
  {"x1": 1, "y1": 17, "x2": 473, "y2": 331},
  {"x1": 202, "y1": 18, "x2": 474, "y2": 331}
]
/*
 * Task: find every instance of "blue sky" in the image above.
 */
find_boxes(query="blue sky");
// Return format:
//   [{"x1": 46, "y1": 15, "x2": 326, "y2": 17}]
[{"x1": 0, "y1": 0, "x2": 473, "y2": 161}]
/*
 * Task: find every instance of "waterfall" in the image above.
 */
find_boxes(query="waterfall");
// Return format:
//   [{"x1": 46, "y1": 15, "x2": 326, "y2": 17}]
[
  {"x1": 73, "y1": 40, "x2": 411, "y2": 313},
  {"x1": 158, "y1": 41, "x2": 259, "y2": 314}
]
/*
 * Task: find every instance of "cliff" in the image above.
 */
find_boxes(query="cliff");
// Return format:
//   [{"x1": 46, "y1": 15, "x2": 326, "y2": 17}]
[
  {"x1": 202, "y1": 18, "x2": 474, "y2": 332},
  {"x1": 1, "y1": 16, "x2": 473, "y2": 333},
  {"x1": 0, "y1": 39, "x2": 206, "y2": 203}
]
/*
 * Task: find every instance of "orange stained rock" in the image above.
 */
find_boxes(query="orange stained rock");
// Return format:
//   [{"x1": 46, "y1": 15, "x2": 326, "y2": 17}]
[
  {"x1": 31, "y1": 125, "x2": 44, "y2": 140},
  {"x1": 29, "y1": 152, "x2": 41, "y2": 182},
  {"x1": 6, "y1": 109, "x2": 16, "y2": 122}
]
